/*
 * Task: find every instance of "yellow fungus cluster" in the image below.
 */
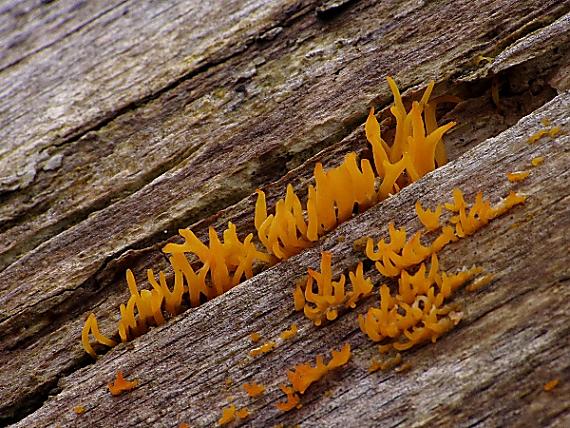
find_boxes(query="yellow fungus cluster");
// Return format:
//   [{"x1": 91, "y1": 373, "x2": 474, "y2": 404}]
[
  {"x1": 82, "y1": 76, "x2": 456, "y2": 356},
  {"x1": 365, "y1": 77, "x2": 456, "y2": 198},
  {"x1": 355, "y1": 187, "x2": 526, "y2": 353},
  {"x1": 528, "y1": 125, "x2": 560, "y2": 143},
  {"x1": 255, "y1": 152, "x2": 376, "y2": 260},
  {"x1": 218, "y1": 404, "x2": 249, "y2": 425},
  {"x1": 366, "y1": 222, "x2": 434, "y2": 278},
  {"x1": 82, "y1": 222, "x2": 271, "y2": 357},
  {"x1": 294, "y1": 252, "x2": 373, "y2": 325},
  {"x1": 255, "y1": 77, "x2": 455, "y2": 260},
  {"x1": 367, "y1": 188, "x2": 526, "y2": 280},
  {"x1": 359, "y1": 254, "x2": 481, "y2": 351}
]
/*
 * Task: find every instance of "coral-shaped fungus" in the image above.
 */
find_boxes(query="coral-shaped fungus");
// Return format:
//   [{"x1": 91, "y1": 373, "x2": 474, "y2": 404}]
[
  {"x1": 82, "y1": 313, "x2": 117, "y2": 358},
  {"x1": 359, "y1": 254, "x2": 481, "y2": 351},
  {"x1": 255, "y1": 77, "x2": 455, "y2": 260},
  {"x1": 243, "y1": 382, "x2": 266, "y2": 397},
  {"x1": 365, "y1": 223, "x2": 433, "y2": 278},
  {"x1": 82, "y1": 77, "x2": 457, "y2": 356},
  {"x1": 415, "y1": 200, "x2": 442, "y2": 231},
  {"x1": 108, "y1": 371, "x2": 138, "y2": 396},
  {"x1": 275, "y1": 385, "x2": 301, "y2": 412},
  {"x1": 275, "y1": 344, "x2": 352, "y2": 411},
  {"x1": 365, "y1": 77, "x2": 456, "y2": 198},
  {"x1": 295, "y1": 252, "x2": 373, "y2": 325},
  {"x1": 366, "y1": 188, "x2": 527, "y2": 279},
  {"x1": 254, "y1": 151, "x2": 376, "y2": 260},
  {"x1": 357, "y1": 187, "x2": 526, "y2": 352},
  {"x1": 163, "y1": 222, "x2": 272, "y2": 299},
  {"x1": 82, "y1": 222, "x2": 271, "y2": 355},
  {"x1": 285, "y1": 343, "x2": 351, "y2": 394}
]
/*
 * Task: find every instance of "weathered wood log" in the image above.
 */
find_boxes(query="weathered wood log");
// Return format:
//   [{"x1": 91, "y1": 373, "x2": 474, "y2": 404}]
[{"x1": 0, "y1": 0, "x2": 569, "y2": 426}]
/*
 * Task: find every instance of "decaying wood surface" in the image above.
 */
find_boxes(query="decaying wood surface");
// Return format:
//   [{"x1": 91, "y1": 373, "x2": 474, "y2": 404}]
[{"x1": 0, "y1": 0, "x2": 569, "y2": 426}]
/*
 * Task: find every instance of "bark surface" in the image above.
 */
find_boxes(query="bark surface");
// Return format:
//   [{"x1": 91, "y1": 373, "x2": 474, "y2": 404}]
[{"x1": 0, "y1": 0, "x2": 569, "y2": 426}]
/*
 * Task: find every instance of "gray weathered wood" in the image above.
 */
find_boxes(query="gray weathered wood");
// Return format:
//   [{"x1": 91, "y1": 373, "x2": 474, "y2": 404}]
[
  {"x1": 1, "y1": 0, "x2": 569, "y2": 425},
  {"x1": 12, "y1": 90, "x2": 570, "y2": 428}
]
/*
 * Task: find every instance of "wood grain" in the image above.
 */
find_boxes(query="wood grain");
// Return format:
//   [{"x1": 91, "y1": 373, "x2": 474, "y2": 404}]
[
  {"x1": 11, "y1": 90, "x2": 570, "y2": 428},
  {"x1": 0, "y1": 0, "x2": 569, "y2": 425}
]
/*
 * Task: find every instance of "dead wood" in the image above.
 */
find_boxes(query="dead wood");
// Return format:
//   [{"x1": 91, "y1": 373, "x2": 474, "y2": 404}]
[{"x1": 0, "y1": 0, "x2": 569, "y2": 426}]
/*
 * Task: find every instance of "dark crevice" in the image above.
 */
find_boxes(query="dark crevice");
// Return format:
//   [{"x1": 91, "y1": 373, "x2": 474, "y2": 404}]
[{"x1": 0, "y1": 353, "x2": 92, "y2": 427}]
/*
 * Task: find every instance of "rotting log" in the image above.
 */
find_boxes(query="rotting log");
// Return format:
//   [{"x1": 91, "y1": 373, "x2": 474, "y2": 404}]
[{"x1": 1, "y1": 0, "x2": 569, "y2": 426}]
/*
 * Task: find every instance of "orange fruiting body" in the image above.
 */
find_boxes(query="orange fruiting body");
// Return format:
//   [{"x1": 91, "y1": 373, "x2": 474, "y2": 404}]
[{"x1": 108, "y1": 371, "x2": 138, "y2": 396}]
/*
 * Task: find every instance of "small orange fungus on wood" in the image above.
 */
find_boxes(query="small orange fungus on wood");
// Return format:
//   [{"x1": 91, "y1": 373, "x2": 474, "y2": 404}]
[
  {"x1": 108, "y1": 371, "x2": 138, "y2": 396},
  {"x1": 179, "y1": 423, "x2": 190, "y2": 428},
  {"x1": 369, "y1": 353, "x2": 402, "y2": 373},
  {"x1": 280, "y1": 323, "x2": 298, "y2": 340},
  {"x1": 298, "y1": 253, "x2": 372, "y2": 325},
  {"x1": 528, "y1": 129, "x2": 549, "y2": 143},
  {"x1": 218, "y1": 405, "x2": 236, "y2": 425},
  {"x1": 243, "y1": 382, "x2": 265, "y2": 397},
  {"x1": 293, "y1": 278, "x2": 306, "y2": 311},
  {"x1": 236, "y1": 407, "x2": 249, "y2": 419},
  {"x1": 250, "y1": 341, "x2": 276, "y2": 357},
  {"x1": 466, "y1": 273, "x2": 495, "y2": 292},
  {"x1": 549, "y1": 126, "x2": 560, "y2": 137},
  {"x1": 507, "y1": 171, "x2": 530, "y2": 182},
  {"x1": 415, "y1": 201, "x2": 442, "y2": 231},
  {"x1": 249, "y1": 332, "x2": 261, "y2": 343},
  {"x1": 73, "y1": 405, "x2": 86, "y2": 415},
  {"x1": 81, "y1": 313, "x2": 117, "y2": 358},
  {"x1": 544, "y1": 379, "x2": 559, "y2": 391},
  {"x1": 359, "y1": 254, "x2": 482, "y2": 350},
  {"x1": 531, "y1": 156, "x2": 544, "y2": 166},
  {"x1": 362, "y1": 189, "x2": 526, "y2": 306},
  {"x1": 275, "y1": 385, "x2": 301, "y2": 412},
  {"x1": 286, "y1": 343, "x2": 351, "y2": 394}
]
